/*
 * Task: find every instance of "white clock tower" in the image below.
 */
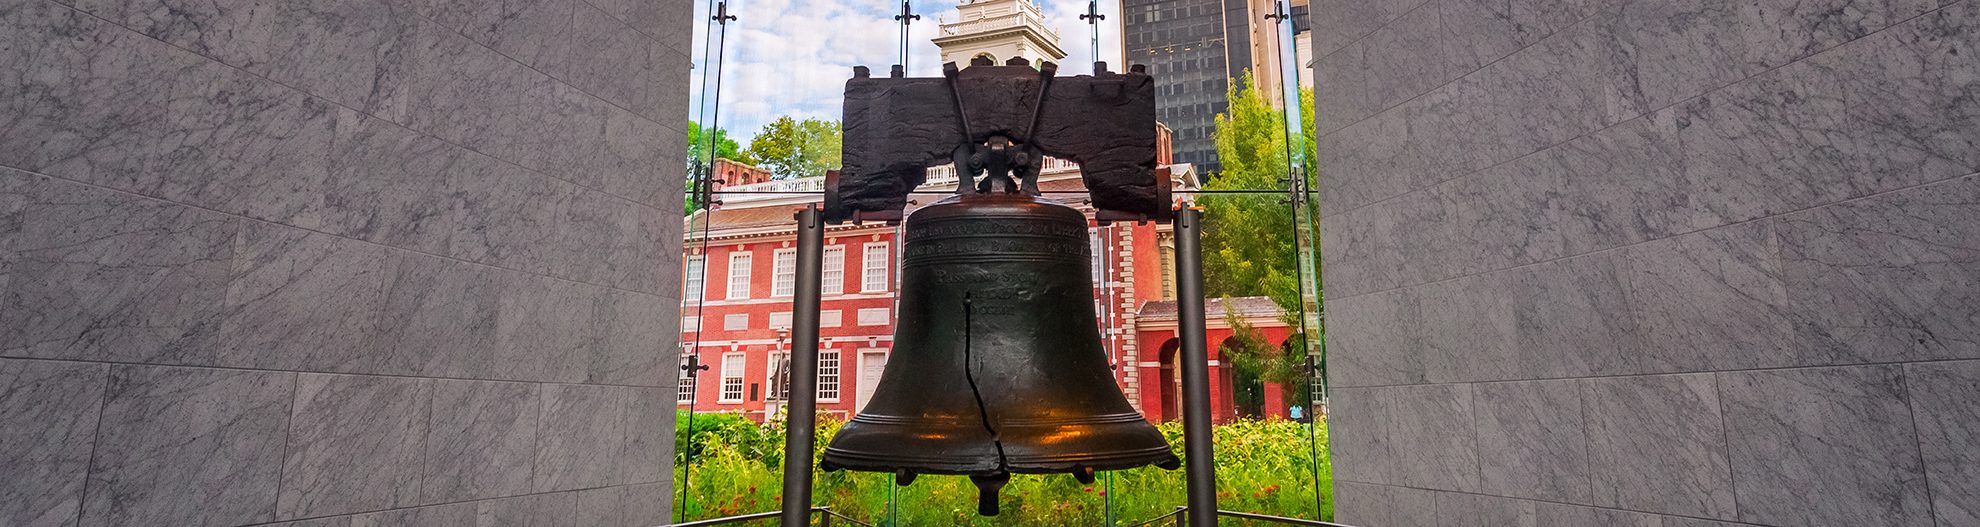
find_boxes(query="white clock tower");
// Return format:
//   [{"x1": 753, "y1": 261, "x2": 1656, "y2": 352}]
[{"x1": 931, "y1": 0, "x2": 1067, "y2": 68}]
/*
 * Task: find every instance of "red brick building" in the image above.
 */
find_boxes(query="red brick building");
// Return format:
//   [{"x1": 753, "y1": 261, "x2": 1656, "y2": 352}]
[{"x1": 678, "y1": 140, "x2": 1296, "y2": 423}]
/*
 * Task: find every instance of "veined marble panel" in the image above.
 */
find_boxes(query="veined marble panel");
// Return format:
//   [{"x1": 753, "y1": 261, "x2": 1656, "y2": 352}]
[
  {"x1": 1387, "y1": 383, "x2": 1478, "y2": 492},
  {"x1": 277, "y1": 374, "x2": 427, "y2": 520},
  {"x1": 1439, "y1": 0, "x2": 1600, "y2": 74},
  {"x1": 1907, "y1": 360, "x2": 1980, "y2": 527},
  {"x1": 1721, "y1": 366, "x2": 1932, "y2": 527},
  {"x1": 0, "y1": 3, "x2": 336, "y2": 227},
  {"x1": 1620, "y1": 220, "x2": 1797, "y2": 375},
  {"x1": 320, "y1": 109, "x2": 468, "y2": 256},
  {"x1": 590, "y1": 291, "x2": 671, "y2": 386},
  {"x1": 0, "y1": 170, "x2": 236, "y2": 365},
  {"x1": 423, "y1": 380, "x2": 540, "y2": 503},
  {"x1": 1322, "y1": 288, "x2": 1424, "y2": 387},
  {"x1": 533, "y1": 384, "x2": 625, "y2": 492},
  {"x1": 1473, "y1": 379, "x2": 1591, "y2": 503},
  {"x1": 1507, "y1": 253, "x2": 1636, "y2": 380},
  {"x1": 83, "y1": 365, "x2": 294, "y2": 527},
  {"x1": 0, "y1": 359, "x2": 106, "y2": 527},
  {"x1": 1309, "y1": 0, "x2": 1436, "y2": 71},
  {"x1": 495, "y1": 273, "x2": 602, "y2": 384},
  {"x1": 373, "y1": 253, "x2": 502, "y2": 379},
  {"x1": 218, "y1": 224, "x2": 396, "y2": 373},
  {"x1": 1582, "y1": 374, "x2": 1736, "y2": 520},
  {"x1": 1326, "y1": 387, "x2": 1395, "y2": 485},
  {"x1": 1781, "y1": 174, "x2": 1980, "y2": 364},
  {"x1": 449, "y1": 161, "x2": 577, "y2": 279},
  {"x1": 620, "y1": 392, "x2": 673, "y2": 485}
]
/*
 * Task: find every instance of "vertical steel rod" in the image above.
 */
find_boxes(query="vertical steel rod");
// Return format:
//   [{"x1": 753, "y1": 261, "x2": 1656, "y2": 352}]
[
  {"x1": 1173, "y1": 205, "x2": 1218, "y2": 527},
  {"x1": 781, "y1": 205, "x2": 826, "y2": 527}
]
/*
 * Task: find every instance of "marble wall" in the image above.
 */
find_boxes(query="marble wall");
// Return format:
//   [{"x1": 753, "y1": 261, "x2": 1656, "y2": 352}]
[
  {"x1": 1, "y1": 0, "x2": 689, "y2": 525},
  {"x1": 1315, "y1": 1, "x2": 1978, "y2": 526}
]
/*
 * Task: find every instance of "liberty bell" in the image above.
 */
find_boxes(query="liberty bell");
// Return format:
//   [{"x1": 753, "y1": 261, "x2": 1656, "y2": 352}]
[{"x1": 820, "y1": 57, "x2": 1179, "y2": 516}]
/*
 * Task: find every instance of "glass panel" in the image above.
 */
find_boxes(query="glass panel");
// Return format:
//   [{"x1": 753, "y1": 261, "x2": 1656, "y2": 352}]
[{"x1": 672, "y1": 0, "x2": 1330, "y2": 522}]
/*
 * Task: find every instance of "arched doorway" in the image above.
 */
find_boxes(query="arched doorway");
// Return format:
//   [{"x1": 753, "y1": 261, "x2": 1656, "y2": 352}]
[
  {"x1": 1157, "y1": 338, "x2": 1180, "y2": 422},
  {"x1": 1221, "y1": 336, "x2": 1266, "y2": 419}
]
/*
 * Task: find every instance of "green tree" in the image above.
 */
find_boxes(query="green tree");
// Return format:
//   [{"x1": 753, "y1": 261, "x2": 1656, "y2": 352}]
[
  {"x1": 1201, "y1": 71, "x2": 1319, "y2": 390},
  {"x1": 686, "y1": 121, "x2": 753, "y2": 214},
  {"x1": 744, "y1": 116, "x2": 842, "y2": 180}
]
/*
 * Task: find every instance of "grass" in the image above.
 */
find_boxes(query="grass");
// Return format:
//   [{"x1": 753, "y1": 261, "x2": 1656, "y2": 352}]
[{"x1": 674, "y1": 411, "x2": 1332, "y2": 526}]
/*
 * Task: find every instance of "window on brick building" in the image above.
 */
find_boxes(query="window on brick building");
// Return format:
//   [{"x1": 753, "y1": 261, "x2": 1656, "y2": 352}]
[
  {"x1": 719, "y1": 353, "x2": 745, "y2": 402},
  {"x1": 823, "y1": 246, "x2": 845, "y2": 295},
  {"x1": 727, "y1": 252, "x2": 752, "y2": 299},
  {"x1": 724, "y1": 313, "x2": 749, "y2": 331},
  {"x1": 857, "y1": 308, "x2": 890, "y2": 326},
  {"x1": 769, "y1": 311, "x2": 792, "y2": 328},
  {"x1": 677, "y1": 351, "x2": 697, "y2": 404},
  {"x1": 684, "y1": 255, "x2": 705, "y2": 301},
  {"x1": 862, "y1": 242, "x2": 889, "y2": 292},
  {"x1": 772, "y1": 248, "x2": 796, "y2": 297},
  {"x1": 818, "y1": 349, "x2": 841, "y2": 401},
  {"x1": 820, "y1": 310, "x2": 843, "y2": 327}
]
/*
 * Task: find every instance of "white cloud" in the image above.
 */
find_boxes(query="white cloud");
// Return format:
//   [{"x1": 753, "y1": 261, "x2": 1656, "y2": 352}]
[{"x1": 688, "y1": 0, "x2": 1124, "y2": 144}]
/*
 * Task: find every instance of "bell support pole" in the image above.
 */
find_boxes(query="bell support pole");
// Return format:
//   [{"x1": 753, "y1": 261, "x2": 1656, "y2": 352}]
[
  {"x1": 1174, "y1": 204, "x2": 1218, "y2": 527},
  {"x1": 780, "y1": 204, "x2": 826, "y2": 527}
]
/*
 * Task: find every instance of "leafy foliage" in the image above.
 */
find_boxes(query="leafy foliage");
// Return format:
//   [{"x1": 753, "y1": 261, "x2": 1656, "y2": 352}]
[
  {"x1": 745, "y1": 116, "x2": 843, "y2": 180},
  {"x1": 688, "y1": 120, "x2": 750, "y2": 168},
  {"x1": 675, "y1": 413, "x2": 1332, "y2": 526}
]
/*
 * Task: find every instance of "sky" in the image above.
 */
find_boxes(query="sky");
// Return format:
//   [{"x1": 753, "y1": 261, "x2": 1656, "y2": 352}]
[{"x1": 687, "y1": 0, "x2": 1126, "y2": 145}]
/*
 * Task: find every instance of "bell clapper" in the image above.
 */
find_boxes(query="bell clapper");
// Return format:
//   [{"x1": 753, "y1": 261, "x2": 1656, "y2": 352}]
[
  {"x1": 894, "y1": 470, "x2": 917, "y2": 487},
  {"x1": 1074, "y1": 466, "x2": 1097, "y2": 485},
  {"x1": 970, "y1": 472, "x2": 1011, "y2": 516}
]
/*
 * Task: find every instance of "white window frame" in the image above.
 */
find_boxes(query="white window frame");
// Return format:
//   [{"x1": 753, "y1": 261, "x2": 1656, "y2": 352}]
[
  {"x1": 727, "y1": 252, "x2": 752, "y2": 299},
  {"x1": 723, "y1": 313, "x2": 749, "y2": 331},
  {"x1": 718, "y1": 353, "x2": 746, "y2": 403},
  {"x1": 769, "y1": 311, "x2": 793, "y2": 328},
  {"x1": 684, "y1": 255, "x2": 705, "y2": 302},
  {"x1": 817, "y1": 349, "x2": 841, "y2": 402},
  {"x1": 772, "y1": 248, "x2": 797, "y2": 297},
  {"x1": 681, "y1": 315, "x2": 701, "y2": 333},
  {"x1": 862, "y1": 242, "x2": 890, "y2": 293},
  {"x1": 822, "y1": 246, "x2": 846, "y2": 295},
  {"x1": 857, "y1": 308, "x2": 890, "y2": 326},
  {"x1": 677, "y1": 351, "x2": 697, "y2": 403},
  {"x1": 1090, "y1": 229, "x2": 1104, "y2": 284},
  {"x1": 820, "y1": 310, "x2": 843, "y2": 328}
]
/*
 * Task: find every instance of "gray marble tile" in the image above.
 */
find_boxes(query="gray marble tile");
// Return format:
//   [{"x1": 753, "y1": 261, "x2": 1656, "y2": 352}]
[
  {"x1": 1319, "y1": 5, "x2": 1459, "y2": 132},
  {"x1": 0, "y1": 170, "x2": 236, "y2": 365},
  {"x1": 1437, "y1": 22, "x2": 1610, "y2": 176},
  {"x1": 218, "y1": 224, "x2": 395, "y2": 373},
  {"x1": 564, "y1": 190, "x2": 661, "y2": 293},
  {"x1": 534, "y1": 384, "x2": 625, "y2": 492},
  {"x1": 1438, "y1": 0, "x2": 1601, "y2": 75},
  {"x1": 82, "y1": 365, "x2": 294, "y2": 527},
  {"x1": 1438, "y1": 156, "x2": 1566, "y2": 277},
  {"x1": 1906, "y1": 360, "x2": 1980, "y2": 527},
  {"x1": 1507, "y1": 253, "x2": 1636, "y2": 380},
  {"x1": 1780, "y1": 174, "x2": 1980, "y2": 364},
  {"x1": 72, "y1": 0, "x2": 422, "y2": 122},
  {"x1": 1836, "y1": 2, "x2": 1980, "y2": 189},
  {"x1": 450, "y1": 163, "x2": 576, "y2": 278},
  {"x1": 564, "y1": 4, "x2": 666, "y2": 118},
  {"x1": 1583, "y1": 374, "x2": 1736, "y2": 520},
  {"x1": 0, "y1": 359, "x2": 106, "y2": 527},
  {"x1": 1620, "y1": 220, "x2": 1798, "y2": 375},
  {"x1": 1675, "y1": 48, "x2": 1900, "y2": 225},
  {"x1": 0, "y1": 3, "x2": 336, "y2": 227},
  {"x1": 524, "y1": 491, "x2": 579, "y2": 527},
  {"x1": 373, "y1": 254, "x2": 503, "y2": 379},
  {"x1": 621, "y1": 483, "x2": 670, "y2": 527},
  {"x1": 1548, "y1": 109, "x2": 1691, "y2": 255},
  {"x1": 1473, "y1": 379, "x2": 1590, "y2": 503},
  {"x1": 573, "y1": 486, "x2": 626, "y2": 527},
  {"x1": 1310, "y1": 0, "x2": 1437, "y2": 66},
  {"x1": 1431, "y1": 491, "x2": 1521, "y2": 527},
  {"x1": 1721, "y1": 366, "x2": 1932, "y2": 527},
  {"x1": 618, "y1": 389, "x2": 671, "y2": 485},
  {"x1": 587, "y1": 293, "x2": 669, "y2": 380},
  {"x1": 1322, "y1": 288, "x2": 1424, "y2": 387},
  {"x1": 1325, "y1": 387, "x2": 1395, "y2": 485},
  {"x1": 423, "y1": 380, "x2": 539, "y2": 503},
  {"x1": 1419, "y1": 272, "x2": 1518, "y2": 384},
  {"x1": 495, "y1": 274, "x2": 602, "y2": 384},
  {"x1": 403, "y1": 26, "x2": 560, "y2": 176},
  {"x1": 1388, "y1": 383, "x2": 1478, "y2": 492},
  {"x1": 277, "y1": 374, "x2": 428, "y2": 520},
  {"x1": 1317, "y1": 195, "x2": 1406, "y2": 298},
  {"x1": 319, "y1": 109, "x2": 469, "y2": 256},
  {"x1": 414, "y1": 0, "x2": 576, "y2": 83},
  {"x1": 1389, "y1": 186, "x2": 1463, "y2": 286}
]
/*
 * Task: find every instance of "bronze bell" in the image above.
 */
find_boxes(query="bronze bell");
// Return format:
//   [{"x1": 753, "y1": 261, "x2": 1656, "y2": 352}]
[{"x1": 820, "y1": 186, "x2": 1181, "y2": 516}]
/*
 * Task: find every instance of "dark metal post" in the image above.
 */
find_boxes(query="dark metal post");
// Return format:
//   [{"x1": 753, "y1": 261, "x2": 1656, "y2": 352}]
[
  {"x1": 781, "y1": 205, "x2": 826, "y2": 527},
  {"x1": 1173, "y1": 205, "x2": 1217, "y2": 527}
]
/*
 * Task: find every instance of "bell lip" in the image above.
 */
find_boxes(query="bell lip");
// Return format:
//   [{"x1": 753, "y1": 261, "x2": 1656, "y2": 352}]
[{"x1": 818, "y1": 448, "x2": 1182, "y2": 476}]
